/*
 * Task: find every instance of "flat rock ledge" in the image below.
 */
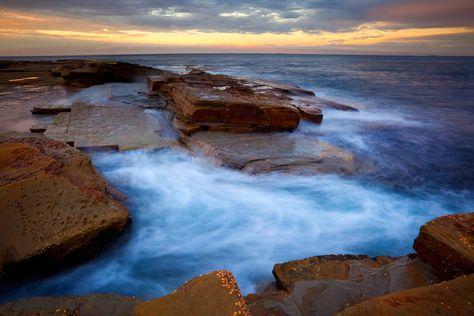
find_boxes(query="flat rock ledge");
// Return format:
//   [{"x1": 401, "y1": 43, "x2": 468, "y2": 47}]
[
  {"x1": 43, "y1": 103, "x2": 178, "y2": 151},
  {"x1": 0, "y1": 132, "x2": 130, "y2": 281},
  {"x1": 185, "y1": 132, "x2": 356, "y2": 175}
]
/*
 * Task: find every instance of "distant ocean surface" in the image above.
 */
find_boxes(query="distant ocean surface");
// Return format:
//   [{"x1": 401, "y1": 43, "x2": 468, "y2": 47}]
[{"x1": 2, "y1": 54, "x2": 474, "y2": 301}]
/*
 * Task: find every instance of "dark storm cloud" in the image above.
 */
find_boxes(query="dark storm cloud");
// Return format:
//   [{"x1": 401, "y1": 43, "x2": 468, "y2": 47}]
[{"x1": 0, "y1": 0, "x2": 472, "y2": 33}]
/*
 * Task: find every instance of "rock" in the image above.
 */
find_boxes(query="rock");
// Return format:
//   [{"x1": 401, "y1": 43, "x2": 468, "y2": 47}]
[
  {"x1": 413, "y1": 213, "x2": 474, "y2": 279},
  {"x1": 338, "y1": 274, "x2": 474, "y2": 316},
  {"x1": 0, "y1": 294, "x2": 142, "y2": 316},
  {"x1": 0, "y1": 132, "x2": 130, "y2": 280},
  {"x1": 62, "y1": 61, "x2": 165, "y2": 88},
  {"x1": 293, "y1": 95, "x2": 359, "y2": 112},
  {"x1": 31, "y1": 103, "x2": 71, "y2": 114},
  {"x1": 247, "y1": 254, "x2": 439, "y2": 316},
  {"x1": 29, "y1": 123, "x2": 48, "y2": 133},
  {"x1": 136, "y1": 270, "x2": 250, "y2": 316},
  {"x1": 150, "y1": 72, "x2": 302, "y2": 132},
  {"x1": 185, "y1": 131, "x2": 355, "y2": 175},
  {"x1": 44, "y1": 103, "x2": 179, "y2": 150}
]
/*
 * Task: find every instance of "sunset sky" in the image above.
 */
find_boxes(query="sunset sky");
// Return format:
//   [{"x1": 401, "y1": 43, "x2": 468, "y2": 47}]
[{"x1": 0, "y1": 0, "x2": 473, "y2": 56}]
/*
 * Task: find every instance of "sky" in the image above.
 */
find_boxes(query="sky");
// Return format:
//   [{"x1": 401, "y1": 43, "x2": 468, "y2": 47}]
[{"x1": 0, "y1": 0, "x2": 473, "y2": 56}]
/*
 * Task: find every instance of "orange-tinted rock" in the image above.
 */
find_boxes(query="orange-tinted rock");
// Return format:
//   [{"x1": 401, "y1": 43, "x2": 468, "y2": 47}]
[
  {"x1": 338, "y1": 274, "x2": 474, "y2": 316},
  {"x1": 0, "y1": 132, "x2": 130, "y2": 280},
  {"x1": 413, "y1": 213, "x2": 474, "y2": 279},
  {"x1": 247, "y1": 254, "x2": 439, "y2": 316},
  {"x1": 135, "y1": 270, "x2": 250, "y2": 316},
  {"x1": 150, "y1": 72, "x2": 302, "y2": 132},
  {"x1": 0, "y1": 294, "x2": 142, "y2": 316}
]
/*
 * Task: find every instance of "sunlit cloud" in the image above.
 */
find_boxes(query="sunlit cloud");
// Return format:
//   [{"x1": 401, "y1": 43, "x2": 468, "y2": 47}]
[{"x1": 0, "y1": 0, "x2": 473, "y2": 56}]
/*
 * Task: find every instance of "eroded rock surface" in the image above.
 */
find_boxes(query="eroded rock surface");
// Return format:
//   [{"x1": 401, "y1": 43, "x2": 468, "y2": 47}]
[
  {"x1": 185, "y1": 131, "x2": 355, "y2": 174},
  {"x1": 338, "y1": 274, "x2": 474, "y2": 316},
  {"x1": 413, "y1": 212, "x2": 474, "y2": 279},
  {"x1": 150, "y1": 72, "x2": 302, "y2": 133},
  {"x1": 44, "y1": 103, "x2": 179, "y2": 150},
  {"x1": 0, "y1": 294, "x2": 142, "y2": 316},
  {"x1": 247, "y1": 254, "x2": 439, "y2": 316},
  {"x1": 0, "y1": 132, "x2": 129, "y2": 280},
  {"x1": 136, "y1": 270, "x2": 250, "y2": 316}
]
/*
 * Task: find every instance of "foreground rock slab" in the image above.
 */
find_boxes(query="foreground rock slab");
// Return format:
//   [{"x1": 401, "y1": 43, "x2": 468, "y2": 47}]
[
  {"x1": 413, "y1": 213, "x2": 474, "y2": 279},
  {"x1": 247, "y1": 254, "x2": 439, "y2": 316},
  {"x1": 136, "y1": 270, "x2": 249, "y2": 316},
  {"x1": 338, "y1": 274, "x2": 474, "y2": 316},
  {"x1": 44, "y1": 103, "x2": 178, "y2": 150},
  {"x1": 185, "y1": 131, "x2": 355, "y2": 174},
  {"x1": 0, "y1": 133, "x2": 129, "y2": 280},
  {"x1": 0, "y1": 294, "x2": 142, "y2": 316}
]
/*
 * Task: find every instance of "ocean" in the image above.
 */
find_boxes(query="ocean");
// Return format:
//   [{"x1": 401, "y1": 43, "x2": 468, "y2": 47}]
[{"x1": 1, "y1": 54, "x2": 473, "y2": 301}]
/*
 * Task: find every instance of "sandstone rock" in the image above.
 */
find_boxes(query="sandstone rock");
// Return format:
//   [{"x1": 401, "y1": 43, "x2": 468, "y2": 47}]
[
  {"x1": 0, "y1": 294, "x2": 142, "y2": 316},
  {"x1": 0, "y1": 132, "x2": 129, "y2": 280},
  {"x1": 150, "y1": 72, "x2": 302, "y2": 132},
  {"x1": 338, "y1": 274, "x2": 474, "y2": 316},
  {"x1": 413, "y1": 213, "x2": 474, "y2": 279},
  {"x1": 29, "y1": 123, "x2": 48, "y2": 133},
  {"x1": 44, "y1": 103, "x2": 179, "y2": 151},
  {"x1": 135, "y1": 270, "x2": 250, "y2": 316},
  {"x1": 185, "y1": 131, "x2": 355, "y2": 175},
  {"x1": 247, "y1": 254, "x2": 439, "y2": 316}
]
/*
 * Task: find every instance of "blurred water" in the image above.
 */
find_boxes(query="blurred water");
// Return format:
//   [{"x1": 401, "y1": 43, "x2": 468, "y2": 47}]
[{"x1": 1, "y1": 54, "x2": 473, "y2": 301}]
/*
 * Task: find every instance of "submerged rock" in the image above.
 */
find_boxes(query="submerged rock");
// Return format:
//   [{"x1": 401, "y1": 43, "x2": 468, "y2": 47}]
[
  {"x1": 0, "y1": 294, "x2": 142, "y2": 316},
  {"x1": 247, "y1": 254, "x2": 439, "y2": 316},
  {"x1": 338, "y1": 274, "x2": 474, "y2": 316},
  {"x1": 136, "y1": 270, "x2": 250, "y2": 316},
  {"x1": 185, "y1": 131, "x2": 355, "y2": 174},
  {"x1": 413, "y1": 212, "x2": 474, "y2": 279},
  {"x1": 0, "y1": 132, "x2": 130, "y2": 280}
]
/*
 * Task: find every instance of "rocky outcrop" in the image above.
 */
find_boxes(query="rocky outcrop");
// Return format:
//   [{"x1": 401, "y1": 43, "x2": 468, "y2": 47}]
[
  {"x1": 136, "y1": 270, "x2": 249, "y2": 316},
  {"x1": 61, "y1": 61, "x2": 165, "y2": 88},
  {"x1": 413, "y1": 213, "x2": 474, "y2": 279},
  {"x1": 152, "y1": 72, "x2": 302, "y2": 133},
  {"x1": 185, "y1": 132, "x2": 356, "y2": 174},
  {"x1": 247, "y1": 254, "x2": 439, "y2": 316},
  {"x1": 0, "y1": 294, "x2": 142, "y2": 316},
  {"x1": 338, "y1": 274, "x2": 474, "y2": 316},
  {"x1": 0, "y1": 132, "x2": 130, "y2": 280},
  {"x1": 0, "y1": 60, "x2": 165, "y2": 89}
]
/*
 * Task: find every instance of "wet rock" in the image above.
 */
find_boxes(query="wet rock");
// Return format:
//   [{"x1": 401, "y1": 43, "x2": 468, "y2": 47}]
[
  {"x1": 0, "y1": 294, "x2": 142, "y2": 316},
  {"x1": 44, "y1": 103, "x2": 179, "y2": 150},
  {"x1": 29, "y1": 123, "x2": 48, "y2": 133},
  {"x1": 0, "y1": 132, "x2": 130, "y2": 280},
  {"x1": 136, "y1": 270, "x2": 250, "y2": 316},
  {"x1": 61, "y1": 61, "x2": 165, "y2": 88},
  {"x1": 247, "y1": 254, "x2": 439, "y2": 316},
  {"x1": 150, "y1": 72, "x2": 302, "y2": 132},
  {"x1": 294, "y1": 96, "x2": 359, "y2": 112},
  {"x1": 338, "y1": 274, "x2": 474, "y2": 316},
  {"x1": 185, "y1": 131, "x2": 355, "y2": 175},
  {"x1": 413, "y1": 213, "x2": 474, "y2": 279},
  {"x1": 31, "y1": 103, "x2": 71, "y2": 114}
]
